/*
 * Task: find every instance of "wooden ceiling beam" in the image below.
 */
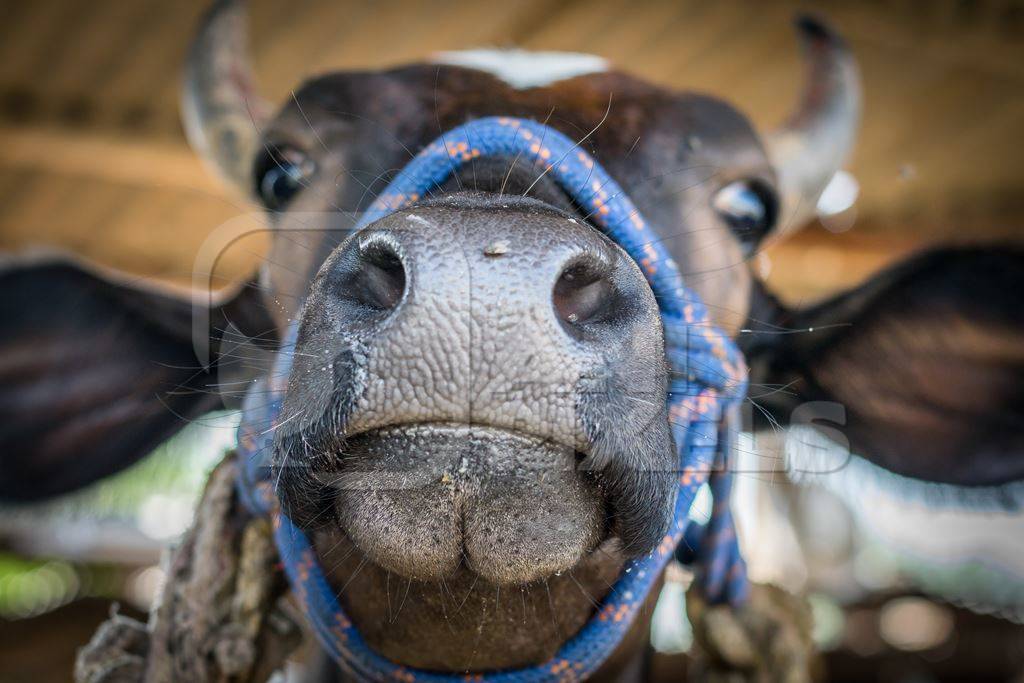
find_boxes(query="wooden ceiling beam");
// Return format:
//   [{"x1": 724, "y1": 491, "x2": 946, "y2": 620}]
[{"x1": 0, "y1": 123, "x2": 223, "y2": 194}]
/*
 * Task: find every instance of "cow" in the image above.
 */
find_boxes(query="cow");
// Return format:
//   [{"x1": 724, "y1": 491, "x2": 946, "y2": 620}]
[{"x1": 1, "y1": 0, "x2": 1022, "y2": 679}]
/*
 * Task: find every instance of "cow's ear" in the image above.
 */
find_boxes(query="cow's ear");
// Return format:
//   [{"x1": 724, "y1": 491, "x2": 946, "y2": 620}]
[
  {"x1": 745, "y1": 246, "x2": 1024, "y2": 488},
  {"x1": 0, "y1": 254, "x2": 275, "y2": 501}
]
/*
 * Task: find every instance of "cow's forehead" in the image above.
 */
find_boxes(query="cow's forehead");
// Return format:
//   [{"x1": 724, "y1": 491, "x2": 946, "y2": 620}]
[
  {"x1": 261, "y1": 61, "x2": 770, "y2": 332},
  {"x1": 276, "y1": 60, "x2": 769, "y2": 178}
]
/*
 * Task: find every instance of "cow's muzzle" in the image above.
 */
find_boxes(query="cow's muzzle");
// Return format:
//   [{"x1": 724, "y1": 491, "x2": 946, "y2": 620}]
[{"x1": 274, "y1": 195, "x2": 676, "y2": 585}]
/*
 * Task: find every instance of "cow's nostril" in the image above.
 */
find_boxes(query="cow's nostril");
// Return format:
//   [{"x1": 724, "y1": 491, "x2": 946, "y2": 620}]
[
  {"x1": 553, "y1": 259, "x2": 615, "y2": 330},
  {"x1": 346, "y1": 241, "x2": 406, "y2": 311}
]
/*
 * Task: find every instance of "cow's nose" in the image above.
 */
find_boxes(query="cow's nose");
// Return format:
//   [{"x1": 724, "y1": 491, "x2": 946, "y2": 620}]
[
  {"x1": 552, "y1": 257, "x2": 617, "y2": 329},
  {"x1": 279, "y1": 200, "x2": 673, "y2": 561},
  {"x1": 309, "y1": 199, "x2": 664, "y2": 448},
  {"x1": 331, "y1": 217, "x2": 632, "y2": 339},
  {"x1": 328, "y1": 235, "x2": 407, "y2": 313}
]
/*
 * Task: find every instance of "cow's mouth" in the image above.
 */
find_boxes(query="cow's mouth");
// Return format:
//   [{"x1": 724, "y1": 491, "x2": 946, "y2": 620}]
[{"x1": 311, "y1": 422, "x2": 608, "y2": 585}]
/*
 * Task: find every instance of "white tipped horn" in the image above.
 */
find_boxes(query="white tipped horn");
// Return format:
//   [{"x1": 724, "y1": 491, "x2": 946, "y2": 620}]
[
  {"x1": 767, "y1": 16, "x2": 862, "y2": 234},
  {"x1": 181, "y1": 0, "x2": 270, "y2": 195}
]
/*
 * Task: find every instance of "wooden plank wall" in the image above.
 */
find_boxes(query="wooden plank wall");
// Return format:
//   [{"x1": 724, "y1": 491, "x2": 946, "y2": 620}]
[{"x1": 0, "y1": 0, "x2": 1021, "y2": 300}]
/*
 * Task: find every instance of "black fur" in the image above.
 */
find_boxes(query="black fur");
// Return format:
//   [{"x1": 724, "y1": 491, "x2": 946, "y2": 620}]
[
  {"x1": 0, "y1": 257, "x2": 274, "y2": 501},
  {"x1": 745, "y1": 245, "x2": 1024, "y2": 486}
]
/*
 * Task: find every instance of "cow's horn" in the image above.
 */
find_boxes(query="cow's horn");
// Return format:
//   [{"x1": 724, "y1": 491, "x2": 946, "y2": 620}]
[
  {"x1": 767, "y1": 15, "x2": 861, "y2": 233},
  {"x1": 181, "y1": 0, "x2": 269, "y2": 196}
]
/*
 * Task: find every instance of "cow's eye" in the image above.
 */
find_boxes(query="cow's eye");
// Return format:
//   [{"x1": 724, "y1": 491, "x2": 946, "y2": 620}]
[
  {"x1": 713, "y1": 180, "x2": 776, "y2": 256},
  {"x1": 255, "y1": 146, "x2": 314, "y2": 210}
]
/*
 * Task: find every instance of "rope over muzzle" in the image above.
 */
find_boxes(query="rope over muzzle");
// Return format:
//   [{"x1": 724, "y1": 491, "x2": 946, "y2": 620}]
[{"x1": 235, "y1": 116, "x2": 750, "y2": 681}]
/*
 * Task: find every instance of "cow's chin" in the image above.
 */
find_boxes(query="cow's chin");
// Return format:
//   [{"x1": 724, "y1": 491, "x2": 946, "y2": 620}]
[
  {"x1": 309, "y1": 523, "x2": 629, "y2": 672},
  {"x1": 321, "y1": 423, "x2": 607, "y2": 586},
  {"x1": 288, "y1": 423, "x2": 655, "y2": 671}
]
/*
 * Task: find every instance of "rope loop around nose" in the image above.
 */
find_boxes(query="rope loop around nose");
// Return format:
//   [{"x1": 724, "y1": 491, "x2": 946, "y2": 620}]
[{"x1": 235, "y1": 117, "x2": 750, "y2": 681}]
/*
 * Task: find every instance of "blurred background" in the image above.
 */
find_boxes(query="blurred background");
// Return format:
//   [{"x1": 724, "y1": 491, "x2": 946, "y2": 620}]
[{"x1": 0, "y1": 0, "x2": 1022, "y2": 681}]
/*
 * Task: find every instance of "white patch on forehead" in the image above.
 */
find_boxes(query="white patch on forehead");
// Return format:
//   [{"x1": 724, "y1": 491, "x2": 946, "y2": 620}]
[{"x1": 432, "y1": 49, "x2": 608, "y2": 89}]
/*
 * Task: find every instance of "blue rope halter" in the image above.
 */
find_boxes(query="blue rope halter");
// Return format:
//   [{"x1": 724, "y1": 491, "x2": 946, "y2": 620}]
[{"x1": 236, "y1": 117, "x2": 749, "y2": 681}]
